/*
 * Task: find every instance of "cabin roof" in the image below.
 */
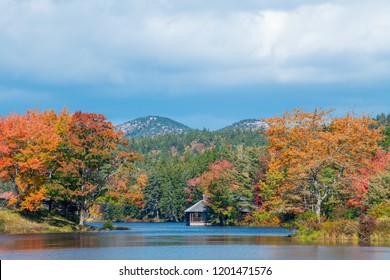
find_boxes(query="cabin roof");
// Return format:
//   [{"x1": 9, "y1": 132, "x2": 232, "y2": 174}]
[
  {"x1": 184, "y1": 196, "x2": 256, "y2": 213},
  {"x1": 184, "y1": 199, "x2": 210, "y2": 213}
]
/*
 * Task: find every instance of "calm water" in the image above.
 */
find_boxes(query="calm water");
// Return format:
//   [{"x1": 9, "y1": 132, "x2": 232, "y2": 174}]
[{"x1": 0, "y1": 222, "x2": 389, "y2": 260}]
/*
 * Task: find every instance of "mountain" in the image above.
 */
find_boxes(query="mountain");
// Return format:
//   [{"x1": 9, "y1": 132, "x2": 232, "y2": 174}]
[
  {"x1": 117, "y1": 116, "x2": 192, "y2": 138},
  {"x1": 117, "y1": 116, "x2": 268, "y2": 138},
  {"x1": 220, "y1": 119, "x2": 269, "y2": 131}
]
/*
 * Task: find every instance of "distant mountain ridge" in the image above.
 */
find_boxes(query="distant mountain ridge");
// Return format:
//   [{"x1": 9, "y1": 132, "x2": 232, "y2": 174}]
[
  {"x1": 219, "y1": 119, "x2": 269, "y2": 132},
  {"x1": 117, "y1": 116, "x2": 268, "y2": 138},
  {"x1": 117, "y1": 116, "x2": 191, "y2": 138}
]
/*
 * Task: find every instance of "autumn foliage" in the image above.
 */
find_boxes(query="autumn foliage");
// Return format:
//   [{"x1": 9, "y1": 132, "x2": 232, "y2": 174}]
[
  {"x1": 0, "y1": 110, "x2": 62, "y2": 211},
  {"x1": 261, "y1": 109, "x2": 384, "y2": 223},
  {"x1": 0, "y1": 109, "x2": 145, "y2": 226},
  {"x1": 189, "y1": 159, "x2": 253, "y2": 225},
  {"x1": 1, "y1": 107, "x2": 389, "y2": 232}
]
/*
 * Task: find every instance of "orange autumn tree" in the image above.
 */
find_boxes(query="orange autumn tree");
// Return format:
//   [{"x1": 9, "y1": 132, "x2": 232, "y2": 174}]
[
  {"x1": 262, "y1": 109, "x2": 383, "y2": 223},
  {"x1": 0, "y1": 110, "x2": 62, "y2": 211},
  {"x1": 104, "y1": 162, "x2": 147, "y2": 209},
  {"x1": 53, "y1": 111, "x2": 144, "y2": 226}
]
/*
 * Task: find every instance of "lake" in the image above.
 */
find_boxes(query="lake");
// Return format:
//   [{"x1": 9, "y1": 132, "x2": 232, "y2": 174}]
[{"x1": 1, "y1": 222, "x2": 389, "y2": 260}]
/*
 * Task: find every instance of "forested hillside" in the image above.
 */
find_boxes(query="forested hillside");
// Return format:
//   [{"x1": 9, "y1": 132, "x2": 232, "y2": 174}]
[
  {"x1": 104, "y1": 128, "x2": 267, "y2": 222},
  {"x1": 101, "y1": 111, "x2": 390, "y2": 230},
  {"x1": 1, "y1": 109, "x2": 390, "y2": 240}
]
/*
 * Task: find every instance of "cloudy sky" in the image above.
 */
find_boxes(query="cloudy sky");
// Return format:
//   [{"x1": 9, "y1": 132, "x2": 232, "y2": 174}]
[{"x1": 1, "y1": 0, "x2": 389, "y2": 129}]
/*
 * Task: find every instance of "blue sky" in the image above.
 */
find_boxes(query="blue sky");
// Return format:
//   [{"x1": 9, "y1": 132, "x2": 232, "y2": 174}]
[{"x1": 1, "y1": 0, "x2": 390, "y2": 130}]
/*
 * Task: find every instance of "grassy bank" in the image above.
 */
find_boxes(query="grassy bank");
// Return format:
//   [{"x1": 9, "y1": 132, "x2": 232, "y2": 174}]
[
  {"x1": 292, "y1": 218, "x2": 390, "y2": 242},
  {"x1": 0, "y1": 209, "x2": 83, "y2": 234}
]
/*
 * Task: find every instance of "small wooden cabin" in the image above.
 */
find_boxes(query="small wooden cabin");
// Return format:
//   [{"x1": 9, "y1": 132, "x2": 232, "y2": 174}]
[{"x1": 184, "y1": 198, "x2": 210, "y2": 226}]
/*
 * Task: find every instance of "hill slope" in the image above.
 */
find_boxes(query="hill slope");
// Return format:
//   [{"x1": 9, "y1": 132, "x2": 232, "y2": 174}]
[{"x1": 117, "y1": 116, "x2": 192, "y2": 138}]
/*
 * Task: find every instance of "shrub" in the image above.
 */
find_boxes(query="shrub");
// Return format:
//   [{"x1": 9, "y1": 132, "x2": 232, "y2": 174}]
[
  {"x1": 250, "y1": 211, "x2": 281, "y2": 226},
  {"x1": 0, "y1": 218, "x2": 5, "y2": 233},
  {"x1": 115, "y1": 226, "x2": 130, "y2": 230},
  {"x1": 373, "y1": 217, "x2": 390, "y2": 239},
  {"x1": 368, "y1": 200, "x2": 390, "y2": 218},
  {"x1": 102, "y1": 220, "x2": 114, "y2": 230},
  {"x1": 294, "y1": 211, "x2": 318, "y2": 228},
  {"x1": 358, "y1": 214, "x2": 377, "y2": 241},
  {"x1": 320, "y1": 219, "x2": 358, "y2": 236}
]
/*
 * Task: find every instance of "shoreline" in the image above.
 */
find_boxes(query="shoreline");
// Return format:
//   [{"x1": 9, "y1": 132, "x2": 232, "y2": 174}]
[
  {"x1": 2, "y1": 210, "x2": 389, "y2": 243},
  {"x1": 0, "y1": 209, "x2": 95, "y2": 234}
]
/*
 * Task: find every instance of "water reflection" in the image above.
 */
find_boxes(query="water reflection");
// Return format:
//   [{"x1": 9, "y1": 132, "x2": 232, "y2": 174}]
[
  {"x1": 0, "y1": 222, "x2": 389, "y2": 260},
  {"x1": 0, "y1": 232, "x2": 296, "y2": 250}
]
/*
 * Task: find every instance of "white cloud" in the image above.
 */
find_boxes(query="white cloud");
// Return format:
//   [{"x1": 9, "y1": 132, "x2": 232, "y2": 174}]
[{"x1": 0, "y1": 0, "x2": 389, "y2": 91}]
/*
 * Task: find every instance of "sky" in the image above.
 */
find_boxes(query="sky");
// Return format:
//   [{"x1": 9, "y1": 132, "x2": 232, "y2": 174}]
[{"x1": 0, "y1": 0, "x2": 390, "y2": 130}]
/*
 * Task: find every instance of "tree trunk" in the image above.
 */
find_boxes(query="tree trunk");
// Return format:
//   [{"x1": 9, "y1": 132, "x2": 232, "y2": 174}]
[
  {"x1": 314, "y1": 190, "x2": 329, "y2": 224},
  {"x1": 219, "y1": 216, "x2": 225, "y2": 226},
  {"x1": 48, "y1": 199, "x2": 52, "y2": 212},
  {"x1": 314, "y1": 197, "x2": 321, "y2": 224},
  {"x1": 79, "y1": 208, "x2": 88, "y2": 226},
  {"x1": 313, "y1": 181, "x2": 329, "y2": 224}
]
